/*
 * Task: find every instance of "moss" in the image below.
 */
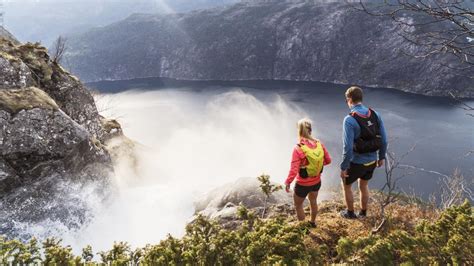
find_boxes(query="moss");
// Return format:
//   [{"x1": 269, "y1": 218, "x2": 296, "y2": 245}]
[{"x1": 0, "y1": 87, "x2": 59, "y2": 114}]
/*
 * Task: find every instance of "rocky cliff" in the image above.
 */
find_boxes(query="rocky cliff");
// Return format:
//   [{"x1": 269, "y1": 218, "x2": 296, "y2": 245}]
[
  {"x1": 65, "y1": 1, "x2": 473, "y2": 97},
  {"x1": 0, "y1": 28, "x2": 122, "y2": 237}
]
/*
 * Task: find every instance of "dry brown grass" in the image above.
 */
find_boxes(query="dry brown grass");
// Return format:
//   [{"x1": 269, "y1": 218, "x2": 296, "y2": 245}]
[
  {"x1": 0, "y1": 87, "x2": 59, "y2": 113},
  {"x1": 299, "y1": 193, "x2": 438, "y2": 261}
]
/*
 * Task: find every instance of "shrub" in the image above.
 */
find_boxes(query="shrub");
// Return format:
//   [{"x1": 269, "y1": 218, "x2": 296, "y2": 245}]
[
  {"x1": 336, "y1": 200, "x2": 474, "y2": 265},
  {"x1": 0, "y1": 201, "x2": 470, "y2": 265}
]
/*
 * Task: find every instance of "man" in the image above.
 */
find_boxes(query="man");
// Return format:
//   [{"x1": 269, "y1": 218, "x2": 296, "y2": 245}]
[{"x1": 340, "y1": 86, "x2": 387, "y2": 219}]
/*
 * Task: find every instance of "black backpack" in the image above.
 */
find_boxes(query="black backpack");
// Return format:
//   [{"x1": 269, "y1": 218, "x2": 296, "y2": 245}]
[{"x1": 351, "y1": 108, "x2": 382, "y2": 154}]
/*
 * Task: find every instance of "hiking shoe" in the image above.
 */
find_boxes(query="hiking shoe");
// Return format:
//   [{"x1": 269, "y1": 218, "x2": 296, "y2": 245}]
[
  {"x1": 308, "y1": 221, "x2": 317, "y2": 228},
  {"x1": 340, "y1": 210, "x2": 357, "y2": 219},
  {"x1": 357, "y1": 210, "x2": 367, "y2": 218}
]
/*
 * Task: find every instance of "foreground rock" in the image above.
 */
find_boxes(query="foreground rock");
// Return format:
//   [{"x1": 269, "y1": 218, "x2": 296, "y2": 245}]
[
  {"x1": 65, "y1": 1, "x2": 473, "y2": 97},
  {"x1": 0, "y1": 29, "x2": 120, "y2": 238},
  {"x1": 194, "y1": 177, "x2": 294, "y2": 228}
]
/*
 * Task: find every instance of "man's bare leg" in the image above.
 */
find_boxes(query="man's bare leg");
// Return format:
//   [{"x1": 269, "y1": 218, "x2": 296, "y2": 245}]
[
  {"x1": 358, "y1": 179, "x2": 369, "y2": 215},
  {"x1": 342, "y1": 181, "x2": 354, "y2": 212}
]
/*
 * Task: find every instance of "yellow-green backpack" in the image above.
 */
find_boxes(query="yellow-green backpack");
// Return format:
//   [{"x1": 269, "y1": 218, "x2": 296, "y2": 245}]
[{"x1": 298, "y1": 141, "x2": 324, "y2": 178}]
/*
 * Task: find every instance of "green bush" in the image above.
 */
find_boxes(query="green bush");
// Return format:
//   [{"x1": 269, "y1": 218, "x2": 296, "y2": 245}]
[
  {"x1": 337, "y1": 200, "x2": 474, "y2": 265},
  {"x1": 1, "y1": 201, "x2": 471, "y2": 265}
]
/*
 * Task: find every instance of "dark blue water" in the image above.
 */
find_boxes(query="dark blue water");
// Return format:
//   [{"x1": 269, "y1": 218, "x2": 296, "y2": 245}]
[{"x1": 89, "y1": 78, "x2": 474, "y2": 199}]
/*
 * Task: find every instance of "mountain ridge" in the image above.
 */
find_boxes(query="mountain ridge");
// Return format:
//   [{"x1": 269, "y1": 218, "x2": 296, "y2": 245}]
[{"x1": 65, "y1": 1, "x2": 473, "y2": 97}]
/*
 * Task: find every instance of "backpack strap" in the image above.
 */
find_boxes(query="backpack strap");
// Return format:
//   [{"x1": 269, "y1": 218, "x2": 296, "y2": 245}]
[
  {"x1": 368, "y1": 108, "x2": 379, "y2": 120},
  {"x1": 350, "y1": 108, "x2": 372, "y2": 118}
]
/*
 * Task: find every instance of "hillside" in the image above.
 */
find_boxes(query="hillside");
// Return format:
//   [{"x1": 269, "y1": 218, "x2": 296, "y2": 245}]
[{"x1": 65, "y1": 1, "x2": 474, "y2": 97}]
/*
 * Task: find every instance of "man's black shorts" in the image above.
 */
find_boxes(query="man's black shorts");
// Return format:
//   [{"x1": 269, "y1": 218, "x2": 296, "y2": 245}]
[
  {"x1": 345, "y1": 162, "x2": 377, "y2": 185},
  {"x1": 294, "y1": 182, "x2": 321, "y2": 198}
]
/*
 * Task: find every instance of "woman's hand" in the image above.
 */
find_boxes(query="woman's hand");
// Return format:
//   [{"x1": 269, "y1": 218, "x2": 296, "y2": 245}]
[{"x1": 285, "y1": 183, "x2": 291, "y2": 193}]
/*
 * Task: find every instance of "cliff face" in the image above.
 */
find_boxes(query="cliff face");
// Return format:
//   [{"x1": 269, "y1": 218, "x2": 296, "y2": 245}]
[
  {"x1": 0, "y1": 29, "x2": 121, "y2": 237},
  {"x1": 65, "y1": 1, "x2": 473, "y2": 97}
]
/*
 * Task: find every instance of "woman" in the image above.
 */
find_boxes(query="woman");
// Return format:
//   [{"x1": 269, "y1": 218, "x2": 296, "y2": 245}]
[{"x1": 285, "y1": 118, "x2": 331, "y2": 227}]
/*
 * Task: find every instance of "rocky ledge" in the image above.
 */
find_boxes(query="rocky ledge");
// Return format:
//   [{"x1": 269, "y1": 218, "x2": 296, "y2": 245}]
[{"x1": 0, "y1": 29, "x2": 122, "y2": 238}]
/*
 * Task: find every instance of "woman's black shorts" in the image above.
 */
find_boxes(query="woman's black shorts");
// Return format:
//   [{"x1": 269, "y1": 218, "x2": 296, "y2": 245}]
[{"x1": 294, "y1": 182, "x2": 321, "y2": 198}]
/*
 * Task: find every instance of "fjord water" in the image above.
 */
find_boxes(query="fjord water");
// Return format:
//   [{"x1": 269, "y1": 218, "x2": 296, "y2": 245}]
[{"x1": 62, "y1": 80, "x2": 472, "y2": 251}]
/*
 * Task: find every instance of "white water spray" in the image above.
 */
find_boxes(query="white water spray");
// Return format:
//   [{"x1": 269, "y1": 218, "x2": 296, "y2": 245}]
[{"x1": 60, "y1": 88, "x2": 313, "y2": 251}]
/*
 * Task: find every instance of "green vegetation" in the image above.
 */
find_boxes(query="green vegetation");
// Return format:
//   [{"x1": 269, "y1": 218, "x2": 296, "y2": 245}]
[
  {"x1": 257, "y1": 174, "x2": 282, "y2": 218},
  {"x1": 337, "y1": 200, "x2": 473, "y2": 265},
  {"x1": 1, "y1": 200, "x2": 472, "y2": 265}
]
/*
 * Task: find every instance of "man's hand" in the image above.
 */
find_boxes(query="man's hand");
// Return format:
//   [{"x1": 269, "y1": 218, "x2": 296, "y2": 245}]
[
  {"x1": 285, "y1": 183, "x2": 291, "y2": 193},
  {"x1": 377, "y1": 159, "x2": 385, "y2": 168},
  {"x1": 340, "y1": 170, "x2": 349, "y2": 179}
]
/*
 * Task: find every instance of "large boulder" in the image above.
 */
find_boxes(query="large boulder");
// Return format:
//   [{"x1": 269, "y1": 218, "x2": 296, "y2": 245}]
[
  {"x1": 195, "y1": 177, "x2": 292, "y2": 212},
  {"x1": 194, "y1": 177, "x2": 294, "y2": 227},
  {"x1": 0, "y1": 87, "x2": 113, "y2": 237}
]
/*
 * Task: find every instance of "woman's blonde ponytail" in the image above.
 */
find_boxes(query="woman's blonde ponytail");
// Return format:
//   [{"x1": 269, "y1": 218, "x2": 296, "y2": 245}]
[{"x1": 297, "y1": 118, "x2": 316, "y2": 142}]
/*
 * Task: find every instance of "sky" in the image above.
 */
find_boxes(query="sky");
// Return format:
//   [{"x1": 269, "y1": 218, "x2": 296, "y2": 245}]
[{"x1": 2, "y1": 0, "x2": 239, "y2": 45}]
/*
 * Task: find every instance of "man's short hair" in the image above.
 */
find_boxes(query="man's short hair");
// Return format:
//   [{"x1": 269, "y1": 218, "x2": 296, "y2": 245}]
[{"x1": 345, "y1": 86, "x2": 363, "y2": 103}]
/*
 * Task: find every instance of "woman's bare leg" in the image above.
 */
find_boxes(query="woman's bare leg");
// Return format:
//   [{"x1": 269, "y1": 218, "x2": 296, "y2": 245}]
[
  {"x1": 307, "y1": 191, "x2": 318, "y2": 223},
  {"x1": 293, "y1": 193, "x2": 306, "y2": 221}
]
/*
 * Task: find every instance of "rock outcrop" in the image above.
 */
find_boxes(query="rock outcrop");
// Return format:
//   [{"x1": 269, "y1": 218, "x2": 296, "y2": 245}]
[
  {"x1": 194, "y1": 177, "x2": 294, "y2": 228},
  {"x1": 0, "y1": 28, "x2": 120, "y2": 237},
  {"x1": 65, "y1": 1, "x2": 473, "y2": 97},
  {"x1": 194, "y1": 177, "x2": 340, "y2": 228}
]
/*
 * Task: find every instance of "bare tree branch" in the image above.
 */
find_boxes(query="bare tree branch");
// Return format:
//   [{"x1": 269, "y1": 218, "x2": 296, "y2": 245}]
[
  {"x1": 51, "y1": 36, "x2": 68, "y2": 64},
  {"x1": 372, "y1": 143, "x2": 417, "y2": 234},
  {"x1": 354, "y1": 0, "x2": 474, "y2": 75},
  {"x1": 449, "y1": 91, "x2": 474, "y2": 118},
  {"x1": 439, "y1": 169, "x2": 474, "y2": 209}
]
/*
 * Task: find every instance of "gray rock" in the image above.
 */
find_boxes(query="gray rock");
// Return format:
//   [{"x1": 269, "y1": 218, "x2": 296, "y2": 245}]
[
  {"x1": 65, "y1": 1, "x2": 473, "y2": 97},
  {"x1": 195, "y1": 177, "x2": 293, "y2": 226},
  {"x1": 195, "y1": 177, "x2": 292, "y2": 213},
  {"x1": 0, "y1": 36, "x2": 112, "y2": 141},
  {"x1": 0, "y1": 158, "x2": 21, "y2": 196},
  {"x1": 0, "y1": 56, "x2": 35, "y2": 89},
  {"x1": 0, "y1": 88, "x2": 113, "y2": 235},
  {"x1": 0, "y1": 107, "x2": 112, "y2": 184},
  {"x1": 0, "y1": 29, "x2": 119, "y2": 238}
]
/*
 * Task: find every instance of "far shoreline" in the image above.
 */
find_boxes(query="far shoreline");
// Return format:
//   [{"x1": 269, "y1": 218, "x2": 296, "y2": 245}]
[{"x1": 86, "y1": 77, "x2": 474, "y2": 100}]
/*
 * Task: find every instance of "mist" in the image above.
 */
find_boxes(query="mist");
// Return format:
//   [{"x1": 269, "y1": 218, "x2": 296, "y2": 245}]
[
  {"x1": 52, "y1": 88, "x2": 326, "y2": 252},
  {"x1": 13, "y1": 83, "x2": 471, "y2": 252}
]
